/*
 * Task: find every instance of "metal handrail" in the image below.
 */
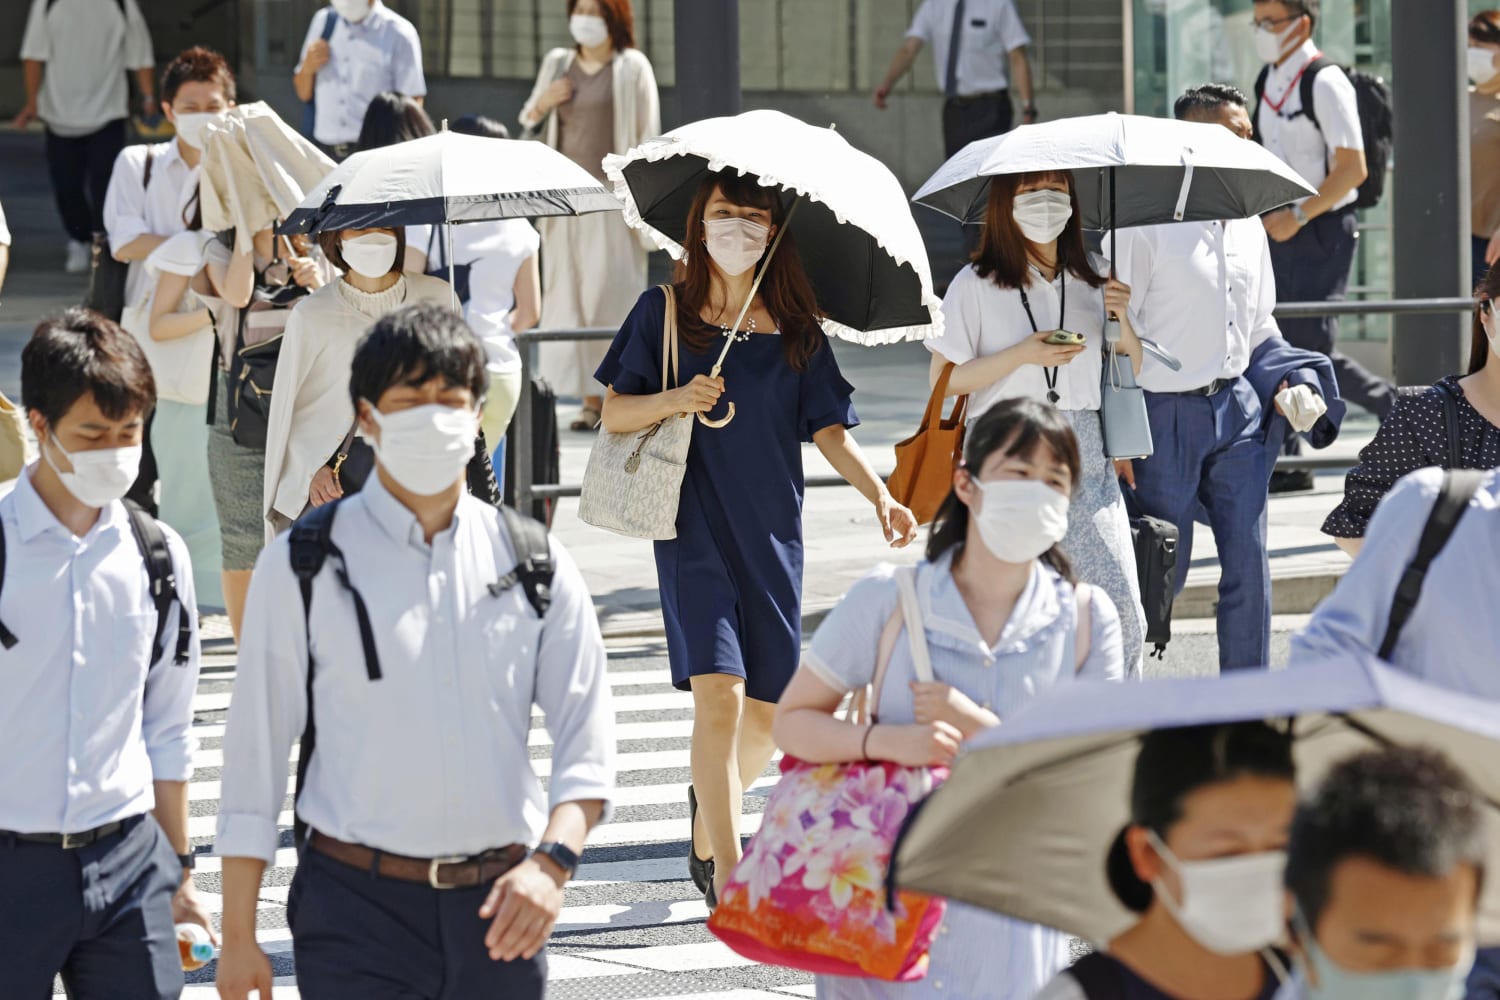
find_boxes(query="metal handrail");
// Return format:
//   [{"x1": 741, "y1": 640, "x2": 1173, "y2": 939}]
[{"x1": 511, "y1": 296, "x2": 1477, "y2": 516}]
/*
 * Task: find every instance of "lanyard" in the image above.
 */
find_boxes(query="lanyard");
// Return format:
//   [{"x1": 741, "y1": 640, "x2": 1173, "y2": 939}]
[
  {"x1": 1261, "y1": 50, "x2": 1322, "y2": 115},
  {"x1": 1018, "y1": 269, "x2": 1066, "y2": 405}
]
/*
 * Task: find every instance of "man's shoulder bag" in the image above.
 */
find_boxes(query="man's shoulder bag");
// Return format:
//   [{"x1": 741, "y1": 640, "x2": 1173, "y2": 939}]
[{"x1": 85, "y1": 147, "x2": 155, "y2": 322}]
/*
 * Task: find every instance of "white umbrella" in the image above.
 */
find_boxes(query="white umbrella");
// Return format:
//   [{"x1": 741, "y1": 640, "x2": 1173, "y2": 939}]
[
  {"x1": 913, "y1": 112, "x2": 1317, "y2": 232},
  {"x1": 604, "y1": 109, "x2": 943, "y2": 348},
  {"x1": 890, "y1": 655, "x2": 1500, "y2": 946}
]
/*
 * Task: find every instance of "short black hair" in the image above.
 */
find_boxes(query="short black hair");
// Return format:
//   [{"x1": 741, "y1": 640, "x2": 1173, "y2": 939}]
[
  {"x1": 161, "y1": 46, "x2": 236, "y2": 106},
  {"x1": 350, "y1": 301, "x2": 487, "y2": 407},
  {"x1": 1106, "y1": 722, "x2": 1296, "y2": 912},
  {"x1": 451, "y1": 114, "x2": 510, "y2": 141},
  {"x1": 1174, "y1": 83, "x2": 1250, "y2": 122},
  {"x1": 317, "y1": 227, "x2": 407, "y2": 277},
  {"x1": 22, "y1": 308, "x2": 156, "y2": 427},
  {"x1": 1286, "y1": 746, "x2": 1487, "y2": 930},
  {"x1": 1255, "y1": 0, "x2": 1318, "y2": 30},
  {"x1": 355, "y1": 91, "x2": 435, "y2": 153}
]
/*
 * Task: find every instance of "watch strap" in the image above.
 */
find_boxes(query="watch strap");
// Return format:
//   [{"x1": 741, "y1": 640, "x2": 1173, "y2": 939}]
[
  {"x1": 533, "y1": 841, "x2": 580, "y2": 878},
  {"x1": 178, "y1": 852, "x2": 196, "y2": 870}
]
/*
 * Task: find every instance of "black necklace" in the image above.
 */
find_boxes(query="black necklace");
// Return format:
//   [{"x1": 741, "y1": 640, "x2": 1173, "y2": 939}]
[{"x1": 1018, "y1": 264, "x2": 1067, "y2": 405}]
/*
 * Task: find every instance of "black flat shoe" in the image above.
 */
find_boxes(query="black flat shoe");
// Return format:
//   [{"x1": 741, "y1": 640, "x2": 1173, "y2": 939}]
[{"x1": 687, "y1": 785, "x2": 714, "y2": 893}]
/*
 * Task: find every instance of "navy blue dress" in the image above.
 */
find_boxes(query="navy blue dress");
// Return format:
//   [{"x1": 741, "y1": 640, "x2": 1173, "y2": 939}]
[{"x1": 595, "y1": 287, "x2": 859, "y2": 703}]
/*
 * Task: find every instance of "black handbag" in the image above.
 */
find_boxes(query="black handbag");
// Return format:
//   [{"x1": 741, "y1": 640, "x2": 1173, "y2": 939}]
[
  {"x1": 504, "y1": 377, "x2": 560, "y2": 526},
  {"x1": 85, "y1": 148, "x2": 155, "y2": 322},
  {"x1": 1128, "y1": 504, "x2": 1179, "y2": 659},
  {"x1": 227, "y1": 253, "x2": 311, "y2": 448}
]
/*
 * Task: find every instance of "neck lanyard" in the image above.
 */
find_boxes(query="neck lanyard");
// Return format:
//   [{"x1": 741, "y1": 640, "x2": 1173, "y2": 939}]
[
  {"x1": 1262, "y1": 50, "x2": 1321, "y2": 115},
  {"x1": 1018, "y1": 267, "x2": 1065, "y2": 404}
]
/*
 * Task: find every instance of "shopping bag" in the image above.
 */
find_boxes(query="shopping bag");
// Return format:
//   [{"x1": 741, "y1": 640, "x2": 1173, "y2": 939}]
[{"x1": 887, "y1": 362, "x2": 967, "y2": 525}]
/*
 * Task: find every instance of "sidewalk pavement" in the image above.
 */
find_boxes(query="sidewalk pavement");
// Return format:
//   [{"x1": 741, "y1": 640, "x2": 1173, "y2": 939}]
[{"x1": 0, "y1": 128, "x2": 1366, "y2": 644}]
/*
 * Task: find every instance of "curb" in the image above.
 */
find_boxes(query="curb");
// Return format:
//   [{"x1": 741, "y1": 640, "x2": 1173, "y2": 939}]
[{"x1": 597, "y1": 571, "x2": 1346, "y2": 643}]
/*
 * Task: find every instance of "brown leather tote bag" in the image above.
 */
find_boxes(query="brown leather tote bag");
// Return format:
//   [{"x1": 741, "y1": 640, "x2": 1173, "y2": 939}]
[{"x1": 887, "y1": 363, "x2": 968, "y2": 526}]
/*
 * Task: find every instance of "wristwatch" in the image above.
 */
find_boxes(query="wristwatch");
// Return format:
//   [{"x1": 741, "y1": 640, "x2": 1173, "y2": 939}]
[
  {"x1": 1023, "y1": 105, "x2": 1039, "y2": 121},
  {"x1": 178, "y1": 852, "x2": 196, "y2": 870},
  {"x1": 1291, "y1": 204, "x2": 1310, "y2": 228},
  {"x1": 532, "y1": 841, "x2": 580, "y2": 880}
]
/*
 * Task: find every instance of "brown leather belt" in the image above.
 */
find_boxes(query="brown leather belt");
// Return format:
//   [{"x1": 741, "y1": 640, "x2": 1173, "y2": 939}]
[{"x1": 309, "y1": 831, "x2": 528, "y2": 889}]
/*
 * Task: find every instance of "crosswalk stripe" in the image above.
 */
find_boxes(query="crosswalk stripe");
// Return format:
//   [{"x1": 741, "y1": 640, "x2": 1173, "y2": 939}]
[{"x1": 156, "y1": 651, "x2": 809, "y2": 1000}]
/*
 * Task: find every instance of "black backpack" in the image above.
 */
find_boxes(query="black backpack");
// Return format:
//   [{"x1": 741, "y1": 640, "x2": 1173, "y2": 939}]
[
  {"x1": 286, "y1": 499, "x2": 554, "y2": 846},
  {"x1": 0, "y1": 498, "x2": 192, "y2": 668},
  {"x1": 1253, "y1": 57, "x2": 1393, "y2": 211}
]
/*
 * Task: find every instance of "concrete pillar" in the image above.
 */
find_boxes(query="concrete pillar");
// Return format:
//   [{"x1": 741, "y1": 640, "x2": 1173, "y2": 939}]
[
  {"x1": 1391, "y1": 0, "x2": 1471, "y2": 384},
  {"x1": 673, "y1": 1, "x2": 741, "y2": 124}
]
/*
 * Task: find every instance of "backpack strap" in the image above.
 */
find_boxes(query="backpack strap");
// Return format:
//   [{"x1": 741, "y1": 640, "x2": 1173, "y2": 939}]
[
  {"x1": 320, "y1": 6, "x2": 340, "y2": 42},
  {"x1": 0, "y1": 515, "x2": 14, "y2": 650},
  {"x1": 1436, "y1": 380, "x2": 1464, "y2": 471},
  {"x1": 1251, "y1": 65, "x2": 1271, "y2": 141},
  {"x1": 495, "y1": 505, "x2": 554, "y2": 618},
  {"x1": 1377, "y1": 469, "x2": 1486, "y2": 661},
  {"x1": 1297, "y1": 57, "x2": 1332, "y2": 132},
  {"x1": 123, "y1": 500, "x2": 193, "y2": 667}
]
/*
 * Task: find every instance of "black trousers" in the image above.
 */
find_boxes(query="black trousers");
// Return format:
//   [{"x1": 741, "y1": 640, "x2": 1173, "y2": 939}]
[
  {"x1": 45, "y1": 119, "x2": 127, "y2": 243},
  {"x1": 941, "y1": 90, "x2": 1013, "y2": 158},
  {"x1": 0, "y1": 815, "x2": 183, "y2": 999}
]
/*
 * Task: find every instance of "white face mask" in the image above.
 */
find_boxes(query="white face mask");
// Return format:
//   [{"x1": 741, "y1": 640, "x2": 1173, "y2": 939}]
[
  {"x1": 43, "y1": 433, "x2": 142, "y2": 509},
  {"x1": 1471, "y1": 48, "x2": 1500, "y2": 86},
  {"x1": 570, "y1": 13, "x2": 610, "y2": 48},
  {"x1": 1254, "y1": 19, "x2": 1302, "y2": 64},
  {"x1": 1012, "y1": 190, "x2": 1074, "y2": 244},
  {"x1": 341, "y1": 233, "x2": 399, "y2": 280},
  {"x1": 331, "y1": 0, "x2": 372, "y2": 23},
  {"x1": 367, "y1": 402, "x2": 477, "y2": 496},
  {"x1": 969, "y1": 478, "x2": 1070, "y2": 564},
  {"x1": 1148, "y1": 831, "x2": 1288, "y2": 956},
  {"x1": 703, "y1": 217, "x2": 772, "y2": 277},
  {"x1": 173, "y1": 111, "x2": 228, "y2": 150}
]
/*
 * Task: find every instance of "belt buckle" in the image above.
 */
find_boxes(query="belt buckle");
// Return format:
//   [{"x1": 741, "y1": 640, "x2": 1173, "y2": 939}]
[
  {"x1": 60, "y1": 830, "x2": 88, "y2": 850},
  {"x1": 427, "y1": 855, "x2": 470, "y2": 890}
]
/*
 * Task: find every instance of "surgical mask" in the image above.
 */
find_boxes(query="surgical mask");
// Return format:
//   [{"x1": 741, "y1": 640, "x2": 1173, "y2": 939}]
[
  {"x1": 1147, "y1": 830, "x2": 1288, "y2": 956},
  {"x1": 970, "y1": 478, "x2": 1070, "y2": 564},
  {"x1": 1297, "y1": 916, "x2": 1472, "y2": 1000},
  {"x1": 1254, "y1": 20, "x2": 1302, "y2": 64},
  {"x1": 366, "y1": 403, "x2": 477, "y2": 496},
  {"x1": 569, "y1": 14, "x2": 610, "y2": 48},
  {"x1": 1012, "y1": 190, "x2": 1073, "y2": 244},
  {"x1": 172, "y1": 111, "x2": 227, "y2": 150},
  {"x1": 703, "y1": 217, "x2": 771, "y2": 277},
  {"x1": 43, "y1": 433, "x2": 142, "y2": 509},
  {"x1": 331, "y1": 0, "x2": 372, "y2": 23},
  {"x1": 341, "y1": 233, "x2": 399, "y2": 279},
  {"x1": 1470, "y1": 48, "x2": 1500, "y2": 86}
]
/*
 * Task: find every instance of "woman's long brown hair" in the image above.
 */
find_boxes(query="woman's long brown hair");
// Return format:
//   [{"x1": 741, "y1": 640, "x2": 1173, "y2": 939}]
[
  {"x1": 1471, "y1": 260, "x2": 1500, "y2": 374},
  {"x1": 673, "y1": 170, "x2": 823, "y2": 372},
  {"x1": 971, "y1": 170, "x2": 1102, "y2": 292}
]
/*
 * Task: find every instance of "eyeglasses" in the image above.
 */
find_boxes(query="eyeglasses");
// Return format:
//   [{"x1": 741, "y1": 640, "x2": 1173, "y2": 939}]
[{"x1": 1251, "y1": 9, "x2": 1305, "y2": 30}]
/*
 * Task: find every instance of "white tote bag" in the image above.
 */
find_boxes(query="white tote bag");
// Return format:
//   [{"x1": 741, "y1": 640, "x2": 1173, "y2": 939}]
[{"x1": 119, "y1": 232, "x2": 219, "y2": 407}]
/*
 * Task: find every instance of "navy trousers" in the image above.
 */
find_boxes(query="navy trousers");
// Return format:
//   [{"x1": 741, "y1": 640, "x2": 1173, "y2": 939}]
[
  {"x1": 0, "y1": 814, "x2": 183, "y2": 999},
  {"x1": 289, "y1": 846, "x2": 547, "y2": 999},
  {"x1": 1132, "y1": 379, "x2": 1271, "y2": 670},
  {"x1": 1270, "y1": 208, "x2": 1394, "y2": 425},
  {"x1": 44, "y1": 119, "x2": 127, "y2": 244}
]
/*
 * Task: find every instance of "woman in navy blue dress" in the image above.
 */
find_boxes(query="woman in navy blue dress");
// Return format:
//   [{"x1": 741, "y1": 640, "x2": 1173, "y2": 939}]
[{"x1": 596, "y1": 170, "x2": 918, "y2": 907}]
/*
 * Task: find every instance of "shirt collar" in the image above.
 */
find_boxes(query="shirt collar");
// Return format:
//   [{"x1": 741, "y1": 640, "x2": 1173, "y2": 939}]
[
  {"x1": 919, "y1": 550, "x2": 1066, "y2": 658},
  {"x1": 12, "y1": 462, "x2": 127, "y2": 544},
  {"x1": 1269, "y1": 39, "x2": 1321, "y2": 88},
  {"x1": 354, "y1": 0, "x2": 391, "y2": 28},
  {"x1": 358, "y1": 472, "x2": 462, "y2": 551}
]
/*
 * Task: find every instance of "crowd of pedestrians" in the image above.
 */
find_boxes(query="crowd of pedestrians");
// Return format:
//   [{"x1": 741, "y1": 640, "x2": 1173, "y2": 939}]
[{"x1": 4, "y1": 0, "x2": 1500, "y2": 999}]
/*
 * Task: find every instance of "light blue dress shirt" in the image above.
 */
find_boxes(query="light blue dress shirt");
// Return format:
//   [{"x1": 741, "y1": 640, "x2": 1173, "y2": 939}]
[
  {"x1": 216, "y1": 475, "x2": 615, "y2": 864},
  {"x1": 1292, "y1": 467, "x2": 1500, "y2": 694},
  {"x1": 298, "y1": 0, "x2": 426, "y2": 146},
  {"x1": 803, "y1": 553, "x2": 1124, "y2": 1000},
  {"x1": 0, "y1": 466, "x2": 200, "y2": 834}
]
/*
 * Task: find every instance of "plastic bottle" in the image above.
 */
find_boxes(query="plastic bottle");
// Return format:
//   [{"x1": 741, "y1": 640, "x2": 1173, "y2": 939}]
[{"x1": 177, "y1": 923, "x2": 216, "y2": 971}]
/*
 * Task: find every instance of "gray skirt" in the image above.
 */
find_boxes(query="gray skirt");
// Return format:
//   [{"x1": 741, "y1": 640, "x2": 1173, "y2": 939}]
[
  {"x1": 1062, "y1": 409, "x2": 1146, "y2": 676},
  {"x1": 207, "y1": 370, "x2": 266, "y2": 571}
]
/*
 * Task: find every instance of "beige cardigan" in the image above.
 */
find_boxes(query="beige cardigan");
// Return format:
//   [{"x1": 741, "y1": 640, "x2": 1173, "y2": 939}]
[{"x1": 519, "y1": 47, "x2": 661, "y2": 162}]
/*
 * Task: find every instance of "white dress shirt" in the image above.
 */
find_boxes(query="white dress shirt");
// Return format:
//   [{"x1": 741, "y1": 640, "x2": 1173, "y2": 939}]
[
  {"x1": 297, "y1": 0, "x2": 426, "y2": 146},
  {"x1": 1257, "y1": 41, "x2": 1365, "y2": 211},
  {"x1": 407, "y1": 220, "x2": 541, "y2": 374},
  {"x1": 0, "y1": 467, "x2": 199, "y2": 834},
  {"x1": 20, "y1": 0, "x2": 154, "y2": 137},
  {"x1": 906, "y1": 0, "x2": 1030, "y2": 96},
  {"x1": 926, "y1": 262, "x2": 1109, "y2": 420},
  {"x1": 216, "y1": 475, "x2": 615, "y2": 864},
  {"x1": 102, "y1": 140, "x2": 198, "y2": 307},
  {"x1": 1105, "y1": 219, "x2": 1281, "y2": 392}
]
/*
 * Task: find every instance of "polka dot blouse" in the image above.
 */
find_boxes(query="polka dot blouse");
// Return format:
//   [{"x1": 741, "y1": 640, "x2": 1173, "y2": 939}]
[{"x1": 1323, "y1": 375, "x2": 1500, "y2": 538}]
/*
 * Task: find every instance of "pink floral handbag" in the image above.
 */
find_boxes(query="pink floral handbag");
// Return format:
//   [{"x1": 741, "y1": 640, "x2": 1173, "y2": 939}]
[{"x1": 708, "y1": 568, "x2": 948, "y2": 982}]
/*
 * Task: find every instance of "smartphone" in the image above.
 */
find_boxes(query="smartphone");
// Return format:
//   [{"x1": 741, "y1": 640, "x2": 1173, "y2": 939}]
[{"x1": 1043, "y1": 330, "x2": 1087, "y2": 346}]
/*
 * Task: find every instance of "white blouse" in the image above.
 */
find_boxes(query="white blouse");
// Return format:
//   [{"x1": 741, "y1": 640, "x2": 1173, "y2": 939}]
[{"x1": 925, "y1": 262, "x2": 1109, "y2": 420}]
